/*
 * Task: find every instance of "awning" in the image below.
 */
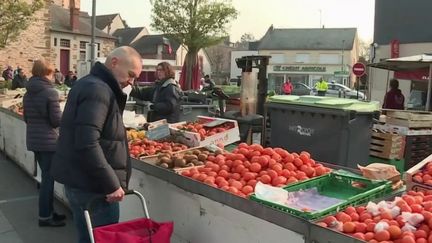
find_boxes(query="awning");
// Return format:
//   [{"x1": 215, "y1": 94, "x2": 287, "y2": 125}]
[{"x1": 368, "y1": 53, "x2": 432, "y2": 110}]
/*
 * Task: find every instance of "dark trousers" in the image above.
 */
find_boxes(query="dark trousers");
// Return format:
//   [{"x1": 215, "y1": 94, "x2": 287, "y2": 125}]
[
  {"x1": 317, "y1": 90, "x2": 327, "y2": 96},
  {"x1": 65, "y1": 186, "x2": 119, "y2": 243},
  {"x1": 34, "y1": 151, "x2": 55, "y2": 220}
]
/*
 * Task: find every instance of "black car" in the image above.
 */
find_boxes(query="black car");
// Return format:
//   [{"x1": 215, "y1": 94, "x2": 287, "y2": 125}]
[{"x1": 291, "y1": 82, "x2": 312, "y2": 96}]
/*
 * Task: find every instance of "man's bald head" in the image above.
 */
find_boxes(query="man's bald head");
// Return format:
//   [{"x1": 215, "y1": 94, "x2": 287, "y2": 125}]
[{"x1": 105, "y1": 46, "x2": 142, "y2": 88}]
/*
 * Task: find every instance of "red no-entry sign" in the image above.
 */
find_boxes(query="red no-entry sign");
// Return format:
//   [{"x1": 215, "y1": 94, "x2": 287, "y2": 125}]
[{"x1": 352, "y1": 62, "x2": 366, "y2": 77}]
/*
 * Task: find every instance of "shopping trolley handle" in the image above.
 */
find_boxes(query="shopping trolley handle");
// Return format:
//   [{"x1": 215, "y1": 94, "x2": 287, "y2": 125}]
[{"x1": 84, "y1": 190, "x2": 149, "y2": 218}]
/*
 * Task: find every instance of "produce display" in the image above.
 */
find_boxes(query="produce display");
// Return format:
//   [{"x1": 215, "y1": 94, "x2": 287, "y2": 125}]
[
  {"x1": 154, "y1": 148, "x2": 218, "y2": 170},
  {"x1": 180, "y1": 143, "x2": 331, "y2": 198},
  {"x1": 175, "y1": 120, "x2": 235, "y2": 141},
  {"x1": 127, "y1": 129, "x2": 146, "y2": 141},
  {"x1": 317, "y1": 190, "x2": 432, "y2": 243},
  {"x1": 412, "y1": 161, "x2": 432, "y2": 186},
  {"x1": 128, "y1": 137, "x2": 189, "y2": 158},
  {"x1": 8, "y1": 102, "x2": 23, "y2": 116}
]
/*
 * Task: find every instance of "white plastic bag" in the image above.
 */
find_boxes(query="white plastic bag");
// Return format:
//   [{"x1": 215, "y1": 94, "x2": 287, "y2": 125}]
[{"x1": 254, "y1": 182, "x2": 288, "y2": 205}]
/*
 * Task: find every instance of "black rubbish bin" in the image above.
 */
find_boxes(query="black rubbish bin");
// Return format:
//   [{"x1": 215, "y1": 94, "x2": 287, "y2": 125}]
[{"x1": 265, "y1": 96, "x2": 379, "y2": 168}]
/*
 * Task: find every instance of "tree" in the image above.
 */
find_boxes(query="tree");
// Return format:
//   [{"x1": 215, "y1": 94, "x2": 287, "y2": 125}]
[
  {"x1": 0, "y1": 0, "x2": 44, "y2": 48},
  {"x1": 151, "y1": 0, "x2": 238, "y2": 90},
  {"x1": 237, "y1": 32, "x2": 255, "y2": 49},
  {"x1": 240, "y1": 33, "x2": 255, "y2": 43},
  {"x1": 358, "y1": 38, "x2": 370, "y2": 62}
]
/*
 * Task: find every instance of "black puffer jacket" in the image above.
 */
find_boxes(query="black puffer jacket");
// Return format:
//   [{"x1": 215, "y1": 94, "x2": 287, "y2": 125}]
[
  {"x1": 51, "y1": 62, "x2": 131, "y2": 194},
  {"x1": 130, "y1": 78, "x2": 182, "y2": 123},
  {"x1": 23, "y1": 76, "x2": 62, "y2": 152}
]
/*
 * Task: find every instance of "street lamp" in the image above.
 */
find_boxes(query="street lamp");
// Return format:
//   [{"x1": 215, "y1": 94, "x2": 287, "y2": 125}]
[{"x1": 90, "y1": 0, "x2": 96, "y2": 67}]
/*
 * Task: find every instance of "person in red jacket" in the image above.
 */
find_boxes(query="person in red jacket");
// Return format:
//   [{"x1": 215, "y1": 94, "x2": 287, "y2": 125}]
[
  {"x1": 383, "y1": 78, "x2": 405, "y2": 110},
  {"x1": 282, "y1": 77, "x2": 293, "y2": 95}
]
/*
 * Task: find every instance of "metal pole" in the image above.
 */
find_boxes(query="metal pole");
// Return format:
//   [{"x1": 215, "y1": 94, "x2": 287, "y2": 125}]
[
  {"x1": 90, "y1": 0, "x2": 96, "y2": 67},
  {"x1": 426, "y1": 64, "x2": 432, "y2": 111},
  {"x1": 385, "y1": 70, "x2": 390, "y2": 93},
  {"x1": 341, "y1": 40, "x2": 345, "y2": 72}
]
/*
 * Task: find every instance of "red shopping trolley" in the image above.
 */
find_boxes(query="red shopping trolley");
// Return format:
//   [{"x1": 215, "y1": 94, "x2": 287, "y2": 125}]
[{"x1": 84, "y1": 190, "x2": 173, "y2": 243}]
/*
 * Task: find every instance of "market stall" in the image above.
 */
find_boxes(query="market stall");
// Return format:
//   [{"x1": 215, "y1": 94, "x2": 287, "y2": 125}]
[
  {"x1": 368, "y1": 54, "x2": 432, "y2": 111},
  {"x1": 1, "y1": 91, "x2": 432, "y2": 243}
]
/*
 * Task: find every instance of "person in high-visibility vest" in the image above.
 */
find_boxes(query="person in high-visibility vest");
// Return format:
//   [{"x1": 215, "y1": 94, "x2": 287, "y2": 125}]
[{"x1": 315, "y1": 78, "x2": 328, "y2": 96}]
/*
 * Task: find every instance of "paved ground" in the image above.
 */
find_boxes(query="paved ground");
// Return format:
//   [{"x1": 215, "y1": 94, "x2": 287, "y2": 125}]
[{"x1": 0, "y1": 153, "x2": 76, "y2": 243}]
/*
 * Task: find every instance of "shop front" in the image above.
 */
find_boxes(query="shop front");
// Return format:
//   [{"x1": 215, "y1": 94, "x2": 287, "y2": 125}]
[{"x1": 268, "y1": 64, "x2": 349, "y2": 94}]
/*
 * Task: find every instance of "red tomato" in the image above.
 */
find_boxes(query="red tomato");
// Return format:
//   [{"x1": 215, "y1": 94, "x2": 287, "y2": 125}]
[
  {"x1": 272, "y1": 176, "x2": 287, "y2": 186},
  {"x1": 247, "y1": 179, "x2": 257, "y2": 188},
  {"x1": 259, "y1": 175, "x2": 271, "y2": 184},
  {"x1": 293, "y1": 158, "x2": 303, "y2": 167},
  {"x1": 249, "y1": 163, "x2": 262, "y2": 173},
  {"x1": 241, "y1": 185, "x2": 254, "y2": 195},
  {"x1": 243, "y1": 172, "x2": 255, "y2": 181},
  {"x1": 284, "y1": 154, "x2": 294, "y2": 163},
  {"x1": 218, "y1": 170, "x2": 229, "y2": 179},
  {"x1": 267, "y1": 170, "x2": 278, "y2": 179},
  {"x1": 230, "y1": 173, "x2": 241, "y2": 180}
]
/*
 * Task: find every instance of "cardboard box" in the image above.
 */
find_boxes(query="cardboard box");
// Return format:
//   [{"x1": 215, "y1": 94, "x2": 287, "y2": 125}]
[
  {"x1": 406, "y1": 154, "x2": 432, "y2": 192},
  {"x1": 169, "y1": 116, "x2": 240, "y2": 147}
]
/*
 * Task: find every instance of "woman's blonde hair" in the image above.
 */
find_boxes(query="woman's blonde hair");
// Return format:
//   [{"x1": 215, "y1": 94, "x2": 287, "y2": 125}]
[{"x1": 32, "y1": 59, "x2": 54, "y2": 77}]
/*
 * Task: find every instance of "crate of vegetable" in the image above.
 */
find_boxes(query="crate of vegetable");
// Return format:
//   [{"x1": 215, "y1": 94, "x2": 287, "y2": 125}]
[
  {"x1": 145, "y1": 147, "x2": 221, "y2": 172},
  {"x1": 128, "y1": 136, "x2": 189, "y2": 159},
  {"x1": 170, "y1": 116, "x2": 240, "y2": 147},
  {"x1": 315, "y1": 190, "x2": 432, "y2": 243},
  {"x1": 406, "y1": 154, "x2": 432, "y2": 193},
  {"x1": 178, "y1": 143, "x2": 332, "y2": 198},
  {"x1": 250, "y1": 171, "x2": 392, "y2": 220}
]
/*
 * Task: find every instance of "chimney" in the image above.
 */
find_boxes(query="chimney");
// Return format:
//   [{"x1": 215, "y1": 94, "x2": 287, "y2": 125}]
[{"x1": 70, "y1": 0, "x2": 80, "y2": 32}]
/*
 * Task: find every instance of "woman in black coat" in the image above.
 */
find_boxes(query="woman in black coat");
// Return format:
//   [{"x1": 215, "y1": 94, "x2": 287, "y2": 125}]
[
  {"x1": 23, "y1": 59, "x2": 65, "y2": 227},
  {"x1": 130, "y1": 62, "x2": 182, "y2": 123}
]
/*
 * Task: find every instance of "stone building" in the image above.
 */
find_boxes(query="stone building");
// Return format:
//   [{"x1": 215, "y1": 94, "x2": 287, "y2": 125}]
[{"x1": 0, "y1": 0, "x2": 116, "y2": 76}]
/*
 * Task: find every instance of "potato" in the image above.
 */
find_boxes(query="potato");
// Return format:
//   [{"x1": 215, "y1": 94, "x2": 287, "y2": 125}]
[
  {"x1": 174, "y1": 158, "x2": 186, "y2": 167},
  {"x1": 160, "y1": 163, "x2": 169, "y2": 168},
  {"x1": 159, "y1": 157, "x2": 172, "y2": 165},
  {"x1": 196, "y1": 161, "x2": 204, "y2": 166},
  {"x1": 192, "y1": 150, "x2": 201, "y2": 156},
  {"x1": 191, "y1": 159, "x2": 200, "y2": 165},
  {"x1": 185, "y1": 163, "x2": 194, "y2": 167},
  {"x1": 184, "y1": 155, "x2": 198, "y2": 163},
  {"x1": 197, "y1": 154, "x2": 208, "y2": 162}
]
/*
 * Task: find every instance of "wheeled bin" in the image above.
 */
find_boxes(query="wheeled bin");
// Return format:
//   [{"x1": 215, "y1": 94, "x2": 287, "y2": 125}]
[{"x1": 265, "y1": 95, "x2": 379, "y2": 168}]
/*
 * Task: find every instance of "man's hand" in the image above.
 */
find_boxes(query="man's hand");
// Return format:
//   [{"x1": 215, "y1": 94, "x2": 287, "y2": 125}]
[{"x1": 106, "y1": 187, "x2": 125, "y2": 203}]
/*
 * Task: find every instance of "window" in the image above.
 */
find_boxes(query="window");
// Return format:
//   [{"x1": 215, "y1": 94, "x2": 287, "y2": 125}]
[
  {"x1": 60, "y1": 39, "x2": 70, "y2": 48},
  {"x1": 295, "y1": 54, "x2": 310, "y2": 63},
  {"x1": 79, "y1": 51, "x2": 86, "y2": 61},
  {"x1": 319, "y1": 54, "x2": 340, "y2": 64},
  {"x1": 79, "y1": 41, "x2": 88, "y2": 50},
  {"x1": 270, "y1": 54, "x2": 285, "y2": 64},
  {"x1": 54, "y1": 38, "x2": 57, "y2": 47}
]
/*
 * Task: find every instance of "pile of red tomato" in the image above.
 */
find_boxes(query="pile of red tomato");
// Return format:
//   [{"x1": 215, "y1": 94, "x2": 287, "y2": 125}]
[
  {"x1": 129, "y1": 138, "x2": 188, "y2": 158},
  {"x1": 176, "y1": 121, "x2": 234, "y2": 141},
  {"x1": 318, "y1": 190, "x2": 432, "y2": 243},
  {"x1": 412, "y1": 162, "x2": 432, "y2": 186},
  {"x1": 180, "y1": 143, "x2": 331, "y2": 198}
]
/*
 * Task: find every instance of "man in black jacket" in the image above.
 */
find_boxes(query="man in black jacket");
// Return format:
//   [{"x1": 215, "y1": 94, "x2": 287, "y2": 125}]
[{"x1": 51, "y1": 46, "x2": 142, "y2": 243}]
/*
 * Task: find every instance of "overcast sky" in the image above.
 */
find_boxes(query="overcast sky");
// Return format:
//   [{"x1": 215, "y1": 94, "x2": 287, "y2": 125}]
[{"x1": 80, "y1": 0, "x2": 375, "y2": 42}]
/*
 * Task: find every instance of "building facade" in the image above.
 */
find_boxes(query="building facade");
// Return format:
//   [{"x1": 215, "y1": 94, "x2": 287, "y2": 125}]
[
  {"x1": 370, "y1": 0, "x2": 432, "y2": 109},
  {"x1": 257, "y1": 27, "x2": 359, "y2": 93}
]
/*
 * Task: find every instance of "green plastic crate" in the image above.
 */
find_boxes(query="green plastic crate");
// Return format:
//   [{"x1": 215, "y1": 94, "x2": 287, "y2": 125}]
[{"x1": 250, "y1": 171, "x2": 392, "y2": 220}]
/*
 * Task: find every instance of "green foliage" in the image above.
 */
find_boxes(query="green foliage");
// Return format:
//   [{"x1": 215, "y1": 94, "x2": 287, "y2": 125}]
[
  {"x1": 151, "y1": 0, "x2": 238, "y2": 52},
  {"x1": 0, "y1": 0, "x2": 44, "y2": 48}
]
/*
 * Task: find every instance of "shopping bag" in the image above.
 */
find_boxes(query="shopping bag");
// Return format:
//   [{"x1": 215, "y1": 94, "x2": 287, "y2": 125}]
[{"x1": 93, "y1": 218, "x2": 173, "y2": 243}]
